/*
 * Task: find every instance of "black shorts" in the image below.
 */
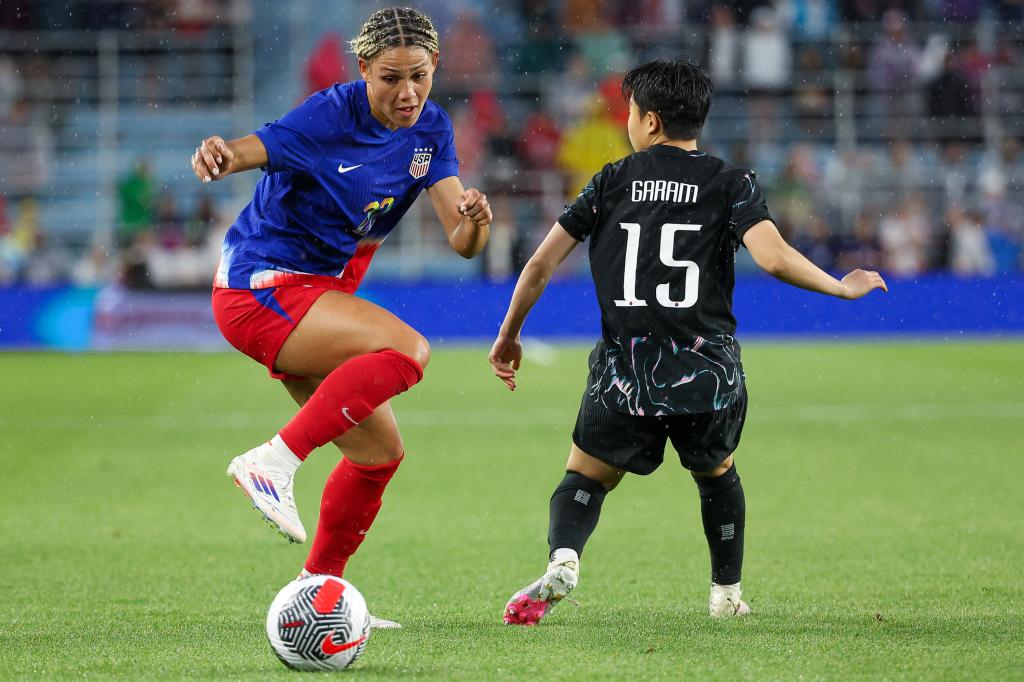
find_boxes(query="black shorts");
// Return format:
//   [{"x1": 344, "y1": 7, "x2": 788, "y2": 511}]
[{"x1": 572, "y1": 386, "x2": 748, "y2": 475}]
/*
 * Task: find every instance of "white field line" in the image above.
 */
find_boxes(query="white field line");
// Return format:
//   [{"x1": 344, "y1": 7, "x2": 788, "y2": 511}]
[{"x1": 1, "y1": 402, "x2": 1023, "y2": 432}]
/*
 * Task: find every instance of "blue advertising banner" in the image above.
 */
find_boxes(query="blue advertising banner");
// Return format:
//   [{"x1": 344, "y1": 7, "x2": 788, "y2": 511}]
[{"x1": 0, "y1": 276, "x2": 1020, "y2": 350}]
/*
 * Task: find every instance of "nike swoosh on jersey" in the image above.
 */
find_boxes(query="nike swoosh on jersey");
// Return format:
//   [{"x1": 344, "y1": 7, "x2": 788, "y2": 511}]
[
  {"x1": 321, "y1": 632, "x2": 367, "y2": 655},
  {"x1": 337, "y1": 164, "x2": 363, "y2": 173}
]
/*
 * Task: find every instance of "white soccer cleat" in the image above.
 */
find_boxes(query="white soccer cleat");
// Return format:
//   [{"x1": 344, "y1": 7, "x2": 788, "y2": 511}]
[
  {"x1": 503, "y1": 550, "x2": 580, "y2": 626},
  {"x1": 227, "y1": 438, "x2": 306, "y2": 544},
  {"x1": 296, "y1": 570, "x2": 402, "y2": 628},
  {"x1": 709, "y1": 582, "x2": 751, "y2": 617}
]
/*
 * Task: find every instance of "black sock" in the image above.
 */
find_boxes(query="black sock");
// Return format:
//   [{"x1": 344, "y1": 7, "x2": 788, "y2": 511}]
[
  {"x1": 547, "y1": 471, "x2": 608, "y2": 558},
  {"x1": 693, "y1": 464, "x2": 745, "y2": 585}
]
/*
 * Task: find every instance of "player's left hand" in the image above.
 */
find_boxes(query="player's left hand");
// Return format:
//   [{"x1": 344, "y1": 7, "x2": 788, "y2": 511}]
[
  {"x1": 459, "y1": 188, "x2": 492, "y2": 228},
  {"x1": 489, "y1": 335, "x2": 522, "y2": 391},
  {"x1": 839, "y1": 269, "x2": 888, "y2": 299}
]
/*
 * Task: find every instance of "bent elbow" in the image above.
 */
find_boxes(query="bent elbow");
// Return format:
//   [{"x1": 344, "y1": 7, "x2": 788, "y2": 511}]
[
  {"x1": 454, "y1": 243, "x2": 483, "y2": 259},
  {"x1": 762, "y1": 258, "x2": 786, "y2": 278}
]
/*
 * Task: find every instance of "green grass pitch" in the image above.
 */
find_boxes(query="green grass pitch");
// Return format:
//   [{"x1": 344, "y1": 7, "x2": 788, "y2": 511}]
[{"x1": 2, "y1": 341, "x2": 1022, "y2": 680}]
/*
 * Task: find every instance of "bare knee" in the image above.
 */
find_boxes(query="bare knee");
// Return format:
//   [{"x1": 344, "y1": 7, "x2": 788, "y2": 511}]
[
  {"x1": 566, "y1": 444, "x2": 626, "y2": 491},
  {"x1": 692, "y1": 454, "x2": 734, "y2": 479},
  {"x1": 394, "y1": 332, "x2": 430, "y2": 371}
]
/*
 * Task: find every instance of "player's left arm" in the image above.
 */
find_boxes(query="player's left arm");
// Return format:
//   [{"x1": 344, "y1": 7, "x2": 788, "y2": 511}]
[
  {"x1": 426, "y1": 176, "x2": 491, "y2": 258},
  {"x1": 489, "y1": 222, "x2": 580, "y2": 391},
  {"x1": 743, "y1": 220, "x2": 888, "y2": 299}
]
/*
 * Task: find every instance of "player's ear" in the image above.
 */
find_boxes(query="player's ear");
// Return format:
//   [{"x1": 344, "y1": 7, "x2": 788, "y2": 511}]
[
  {"x1": 646, "y1": 111, "x2": 661, "y2": 136},
  {"x1": 358, "y1": 56, "x2": 371, "y2": 81},
  {"x1": 430, "y1": 51, "x2": 439, "y2": 70}
]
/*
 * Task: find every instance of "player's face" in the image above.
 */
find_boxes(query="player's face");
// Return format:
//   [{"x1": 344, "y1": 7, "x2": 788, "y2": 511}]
[{"x1": 360, "y1": 47, "x2": 438, "y2": 130}]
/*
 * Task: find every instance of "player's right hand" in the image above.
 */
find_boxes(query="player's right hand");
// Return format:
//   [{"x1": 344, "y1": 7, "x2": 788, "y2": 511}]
[
  {"x1": 489, "y1": 335, "x2": 523, "y2": 391},
  {"x1": 191, "y1": 136, "x2": 234, "y2": 183},
  {"x1": 840, "y1": 269, "x2": 888, "y2": 299}
]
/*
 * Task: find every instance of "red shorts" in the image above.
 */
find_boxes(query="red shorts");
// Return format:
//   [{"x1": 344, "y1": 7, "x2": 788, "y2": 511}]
[{"x1": 212, "y1": 285, "x2": 331, "y2": 380}]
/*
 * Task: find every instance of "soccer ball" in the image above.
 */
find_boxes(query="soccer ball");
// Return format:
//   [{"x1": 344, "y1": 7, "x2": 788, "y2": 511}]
[{"x1": 266, "y1": 575, "x2": 371, "y2": 671}]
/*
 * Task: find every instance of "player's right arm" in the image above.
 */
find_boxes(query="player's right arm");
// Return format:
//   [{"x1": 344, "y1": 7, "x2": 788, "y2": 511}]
[
  {"x1": 489, "y1": 222, "x2": 580, "y2": 391},
  {"x1": 191, "y1": 134, "x2": 268, "y2": 183},
  {"x1": 743, "y1": 220, "x2": 888, "y2": 299}
]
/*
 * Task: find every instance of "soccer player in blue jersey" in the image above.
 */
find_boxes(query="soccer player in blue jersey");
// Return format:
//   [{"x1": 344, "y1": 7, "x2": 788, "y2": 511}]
[{"x1": 190, "y1": 8, "x2": 490, "y2": 619}]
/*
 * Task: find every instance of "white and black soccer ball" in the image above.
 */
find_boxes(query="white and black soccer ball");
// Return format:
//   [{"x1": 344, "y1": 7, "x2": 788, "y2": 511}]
[{"x1": 266, "y1": 575, "x2": 371, "y2": 671}]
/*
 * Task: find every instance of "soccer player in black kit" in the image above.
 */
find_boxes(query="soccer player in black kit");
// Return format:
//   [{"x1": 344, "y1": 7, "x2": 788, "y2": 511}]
[{"x1": 490, "y1": 60, "x2": 887, "y2": 625}]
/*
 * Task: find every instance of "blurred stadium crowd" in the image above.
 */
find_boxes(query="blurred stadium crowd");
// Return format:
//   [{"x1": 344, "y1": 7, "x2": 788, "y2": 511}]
[{"x1": 0, "y1": 0, "x2": 1022, "y2": 289}]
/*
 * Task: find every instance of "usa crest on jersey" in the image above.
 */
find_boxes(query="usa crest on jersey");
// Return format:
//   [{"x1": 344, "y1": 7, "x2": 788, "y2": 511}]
[{"x1": 409, "y1": 148, "x2": 432, "y2": 179}]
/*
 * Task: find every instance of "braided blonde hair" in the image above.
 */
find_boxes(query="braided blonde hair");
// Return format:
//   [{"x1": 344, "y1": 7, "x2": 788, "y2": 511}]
[{"x1": 350, "y1": 7, "x2": 439, "y2": 61}]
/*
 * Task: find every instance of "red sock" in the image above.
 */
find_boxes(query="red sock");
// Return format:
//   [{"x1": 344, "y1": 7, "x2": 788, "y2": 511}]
[
  {"x1": 304, "y1": 456, "x2": 402, "y2": 577},
  {"x1": 279, "y1": 349, "x2": 423, "y2": 460}
]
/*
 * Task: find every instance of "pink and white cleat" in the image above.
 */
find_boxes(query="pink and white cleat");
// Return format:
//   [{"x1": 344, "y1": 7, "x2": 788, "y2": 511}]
[
  {"x1": 503, "y1": 551, "x2": 579, "y2": 626},
  {"x1": 709, "y1": 582, "x2": 751, "y2": 617}
]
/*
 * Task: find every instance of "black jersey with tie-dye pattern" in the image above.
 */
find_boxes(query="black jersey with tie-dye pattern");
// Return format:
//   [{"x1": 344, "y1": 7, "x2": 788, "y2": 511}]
[{"x1": 558, "y1": 144, "x2": 772, "y2": 416}]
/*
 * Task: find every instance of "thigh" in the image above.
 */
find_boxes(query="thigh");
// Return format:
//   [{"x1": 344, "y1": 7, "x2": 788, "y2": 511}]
[
  {"x1": 667, "y1": 386, "x2": 747, "y2": 472},
  {"x1": 281, "y1": 377, "x2": 404, "y2": 465},
  {"x1": 275, "y1": 290, "x2": 429, "y2": 380},
  {"x1": 571, "y1": 391, "x2": 668, "y2": 476}
]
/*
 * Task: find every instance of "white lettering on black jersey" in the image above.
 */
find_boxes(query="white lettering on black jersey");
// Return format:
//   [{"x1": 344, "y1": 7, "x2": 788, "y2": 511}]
[
  {"x1": 630, "y1": 180, "x2": 698, "y2": 203},
  {"x1": 558, "y1": 145, "x2": 773, "y2": 416}
]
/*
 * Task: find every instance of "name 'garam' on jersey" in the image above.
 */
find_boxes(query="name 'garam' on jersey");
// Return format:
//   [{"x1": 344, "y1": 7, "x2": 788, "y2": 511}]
[{"x1": 558, "y1": 144, "x2": 773, "y2": 416}]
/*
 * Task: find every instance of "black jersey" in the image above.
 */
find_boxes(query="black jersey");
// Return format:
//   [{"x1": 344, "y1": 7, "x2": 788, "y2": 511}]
[{"x1": 557, "y1": 144, "x2": 773, "y2": 416}]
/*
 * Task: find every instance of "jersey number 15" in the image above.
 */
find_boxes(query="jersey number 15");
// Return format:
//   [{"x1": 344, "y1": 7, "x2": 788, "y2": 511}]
[{"x1": 614, "y1": 222, "x2": 701, "y2": 309}]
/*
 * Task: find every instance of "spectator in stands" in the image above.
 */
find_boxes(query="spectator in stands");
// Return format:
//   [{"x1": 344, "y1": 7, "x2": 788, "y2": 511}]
[
  {"x1": 867, "y1": 10, "x2": 923, "y2": 131},
  {"x1": 451, "y1": 104, "x2": 487, "y2": 180},
  {"x1": 792, "y1": 216, "x2": 838, "y2": 271},
  {"x1": 877, "y1": 139, "x2": 930, "y2": 197},
  {"x1": 172, "y1": 0, "x2": 226, "y2": 34},
  {"x1": 980, "y1": 137, "x2": 1024, "y2": 197},
  {"x1": 879, "y1": 195, "x2": 931, "y2": 276},
  {"x1": 939, "y1": 141, "x2": 972, "y2": 209},
  {"x1": 72, "y1": 240, "x2": 119, "y2": 287},
  {"x1": 556, "y1": 93, "x2": 632, "y2": 197},
  {"x1": 835, "y1": 211, "x2": 882, "y2": 272},
  {"x1": 792, "y1": 46, "x2": 833, "y2": 133},
  {"x1": 117, "y1": 161, "x2": 154, "y2": 247},
  {"x1": 22, "y1": 229, "x2": 72, "y2": 286},
  {"x1": 153, "y1": 191, "x2": 185, "y2": 250},
  {"x1": 305, "y1": 33, "x2": 349, "y2": 97},
  {"x1": 0, "y1": 56, "x2": 22, "y2": 119},
  {"x1": 566, "y1": 5, "x2": 630, "y2": 75},
  {"x1": 783, "y1": 0, "x2": 839, "y2": 42},
  {"x1": 978, "y1": 158, "x2": 1024, "y2": 274},
  {"x1": 518, "y1": 109, "x2": 562, "y2": 171},
  {"x1": 444, "y1": 10, "x2": 498, "y2": 88},
  {"x1": 543, "y1": 51, "x2": 596, "y2": 126},
  {"x1": 927, "y1": 51, "x2": 978, "y2": 143},
  {"x1": 942, "y1": 0, "x2": 983, "y2": 23},
  {"x1": 707, "y1": 4, "x2": 740, "y2": 86},
  {"x1": 947, "y1": 205, "x2": 995, "y2": 276},
  {"x1": 185, "y1": 195, "x2": 217, "y2": 248},
  {"x1": 510, "y1": 1, "x2": 566, "y2": 75},
  {"x1": 771, "y1": 146, "x2": 818, "y2": 237},
  {"x1": 0, "y1": 97, "x2": 53, "y2": 200},
  {"x1": 742, "y1": 6, "x2": 792, "y2": 142},
  {"x1": 838, "y1": 0, "x2": 882, "y2": 23}
]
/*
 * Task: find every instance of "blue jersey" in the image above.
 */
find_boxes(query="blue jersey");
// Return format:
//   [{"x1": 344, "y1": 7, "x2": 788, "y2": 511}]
[{"x1": 214, "y1": 80, "x2": 459, "y2": 290}]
